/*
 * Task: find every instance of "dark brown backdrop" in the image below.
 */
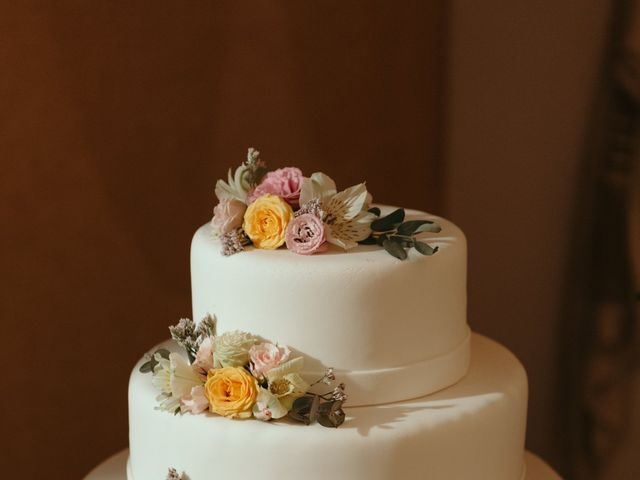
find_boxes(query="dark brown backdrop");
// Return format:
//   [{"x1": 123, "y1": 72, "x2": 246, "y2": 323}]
[{"x1": 0, "y1": 2, "x2": 445, "y2": 477}]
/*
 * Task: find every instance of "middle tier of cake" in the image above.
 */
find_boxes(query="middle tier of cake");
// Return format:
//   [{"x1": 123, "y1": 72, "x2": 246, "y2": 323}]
[
  {"x1": 128, "y1": 334, "x2": 528, "y2": 480},
  {"x1": 190, "y1": 208, "x2": 469, "y2": 406}
]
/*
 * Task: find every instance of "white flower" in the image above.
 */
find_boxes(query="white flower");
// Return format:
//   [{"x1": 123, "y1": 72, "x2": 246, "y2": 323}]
[
  {"x1": 265, "y1": 356, "x2": 309, "y2": 411},
  {"x1": 151, "y1": 352, "x2": 202, "y2": 413},
  {"x1": 215, "y1": 164, "x2": 251, "y2": 203},
  {"x1": 180, "y1": 385, "x2": 209, "y2": 415},
  {"x1": 299, "y1": 172, "x2": 375, "y2": 250},
  {"x1": 252, "y1": 388, "x2": 289, "y2": 421},
  {"x1": 213, "y1": 330, "x2": 258, "y2": 368}
]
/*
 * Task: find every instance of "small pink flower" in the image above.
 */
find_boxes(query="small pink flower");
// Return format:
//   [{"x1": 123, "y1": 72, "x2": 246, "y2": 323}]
[
  {"x1": 248, "y1": 167, "x2": 303, "y2": 208},
  {"x1": 285, "y1": 213, "x2": 327, "y2": 255},
  {"x1": 192, "y1": 337, "x2": 214, "y2": 377},
  {"x1": 249, "y1": 342, "x2": 291, "y2": 378},
  {"x1": 253, "y1": 404, "x2": 273, "y2": 421},
  {"x1": 180, "y1": 385, "x2": 209, "y2": 414},
  {"x1": 212, "y1": 199, "x2": 247, "y2": 235}
]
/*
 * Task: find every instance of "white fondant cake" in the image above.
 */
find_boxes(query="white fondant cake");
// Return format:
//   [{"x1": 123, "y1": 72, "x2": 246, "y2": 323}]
[
  {"x1": 191, "y1": 209, "x2": 469, "y2": 406},
  {"x1": 128, "y1": 334, "x2": 527, "y2": 480},
  {"x1": 126, "y1": 206, "x2": 535, "y2": 479}
]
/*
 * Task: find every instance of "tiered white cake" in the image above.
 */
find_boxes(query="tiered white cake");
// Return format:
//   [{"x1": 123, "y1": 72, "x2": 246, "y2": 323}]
[{"x1": 127, "y1": 208, "x2": 529, "y2": 479}]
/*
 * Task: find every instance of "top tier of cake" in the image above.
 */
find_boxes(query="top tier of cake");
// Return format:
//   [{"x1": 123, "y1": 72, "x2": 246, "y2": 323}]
[{"x1": 190, "y1": 207, "x2": 469, "y2": 406}]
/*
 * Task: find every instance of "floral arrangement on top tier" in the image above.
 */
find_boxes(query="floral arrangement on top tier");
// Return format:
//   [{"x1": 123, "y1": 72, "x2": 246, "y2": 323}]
[
  {"x1": 211, "y1": 148, "x2": 442, "y2": 259},
  {"x1": 140, "y1": 315, "x2": 347, "y2": 428}
]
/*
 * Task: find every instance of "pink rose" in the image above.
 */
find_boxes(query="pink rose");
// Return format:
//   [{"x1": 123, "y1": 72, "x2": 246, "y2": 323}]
[
  {"x1": 248, "y1": 167, "x2": 303, "y2": 208},
  {"x1": 249, "y1": 342, "x2": 291, "y2": 378},
  {"x1": 285, "y1": 213, "x2": 327, "y2": 255},
  {"x1": 192, "y1": 337, "x2": 214, "y2": 377},
  {"x1": 180, "y1": 385, "x2": 209, "y2": 414},
  {"x1": 212, "y1": 199, "x2": 247, "y2": 235}
]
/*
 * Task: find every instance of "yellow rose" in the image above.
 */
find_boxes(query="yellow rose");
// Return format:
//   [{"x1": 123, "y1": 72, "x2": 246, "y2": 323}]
[
  {"x1": 243, "y1": 194, "x2": 293, "y2": 249},
  {"x1": 204, "y1": 367, "x2": 258, "y2": 418}
]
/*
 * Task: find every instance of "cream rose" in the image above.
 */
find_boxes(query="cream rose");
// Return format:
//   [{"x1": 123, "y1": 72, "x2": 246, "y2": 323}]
[
  {"x1": 204, "y1": 367, "x2": 258, "y2": 418},
  {"x1": 243, "y1": 194, "x2": 293, "y2": 249}
]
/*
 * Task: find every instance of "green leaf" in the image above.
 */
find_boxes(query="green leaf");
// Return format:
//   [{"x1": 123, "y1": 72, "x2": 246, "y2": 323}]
[
  {"x1": 308, "y1": 395, "x2": 321, "y2": 424},
  {"x1": 288, "y1": 395, "x2": 315, "y2": 425},
  {"x1": 368, "y1": 207, "x2": 381, "y2": 217},
  {"x1": 139, "y1": 360, "x2": 154, "y2": 374},
  {"x1": 156, "y1": 348, "x2": 171, "y2": 359},
  {"x1": 414, "y1": 241, "x2": 439, "y2": 256},
  {"x1": 358, "y1": 235, "x2": 378, "y2": 245},
  {"x1": 414, "y1": 222, "x2": 442, "y2": 234},
  {"x1": 317, "y1": 400, "x2": 346, "y2": 428},
  {"x1": 383, "y1": 237, "x2": 408, "y2": 260},
  {"x1": 138, "y1": 348, "x2": 171, "y2": 374},
  {"x1": 397, "y1": 220, "x2": 439, "y2": 236},
  {"x1": 370, "y1": 208, "x2": 405, "y2": 232}
]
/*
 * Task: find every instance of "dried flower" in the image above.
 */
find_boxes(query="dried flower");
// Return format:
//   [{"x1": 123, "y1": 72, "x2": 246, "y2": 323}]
[
  {"x1": 169, "y1": 315, "x2": 217, "y2": 362},
  {"x1": 332, "y1": 383, "x2": 348, "y2": 402},
  {"x1": 296, "y1": 198, "x2": 324, "y2": 219},
  {"x1": 220, "y1": 228, "x2": 250, "y2": 256},
  {"x1": 166, "y1": 467, "x2": 185, "y2": 480}
]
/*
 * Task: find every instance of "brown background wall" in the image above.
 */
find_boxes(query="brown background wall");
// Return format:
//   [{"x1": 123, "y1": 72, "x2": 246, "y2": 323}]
[{"x1": 0, "y1": 2, "x2": 445, "y2": 477}]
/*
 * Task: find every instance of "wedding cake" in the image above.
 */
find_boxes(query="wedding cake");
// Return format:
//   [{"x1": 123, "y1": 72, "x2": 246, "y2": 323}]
[{"x1": 126, "y1": 150, "x2": 532, "y2": 479}]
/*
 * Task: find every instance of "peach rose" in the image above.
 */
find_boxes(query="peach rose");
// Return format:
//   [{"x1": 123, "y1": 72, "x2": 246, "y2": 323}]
[
  {"x1": 242, "y1": 194, "x2": 293, "y2": 249},
  {"x1": 204, "y1": 367, "x2": 258, "y2": 418},
  {"x1": 211, "y1": 198, "x2": 247, "y2": 235}
]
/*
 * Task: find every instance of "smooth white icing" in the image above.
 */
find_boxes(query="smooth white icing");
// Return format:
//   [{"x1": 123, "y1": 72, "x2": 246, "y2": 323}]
[
  {"x1": 190, "y1": 207, "x2": 469, "y2": 406},
  {"x1": 128, "y1": 334, "x2": 528, "y2": 480}
]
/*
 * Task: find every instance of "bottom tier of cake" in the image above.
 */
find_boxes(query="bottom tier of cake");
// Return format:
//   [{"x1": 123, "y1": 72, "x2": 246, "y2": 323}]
[{"x1": 128, "y1": 334, "x2": 528, "y2": 480}]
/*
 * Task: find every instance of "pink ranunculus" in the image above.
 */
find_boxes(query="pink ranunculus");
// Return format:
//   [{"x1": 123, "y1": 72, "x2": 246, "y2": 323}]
[
  {"x1": 192, "y1": 337, "x2": 214, "y2": 377},
  {"x1": 248, "y1": 167, "x2": 303, "y2": 208},
  {"x1": 249, "y1": 342, "x2": 291, "y2": 378},
  {"x1": 180, "y1": 385, "x2": 209, "y2": 414},
  {"x1": 211, "y1": 199, "x2": 247, "y2": 235},
  {"x1": 285, "y1": 213, "x2": 328, "y2": 255}
]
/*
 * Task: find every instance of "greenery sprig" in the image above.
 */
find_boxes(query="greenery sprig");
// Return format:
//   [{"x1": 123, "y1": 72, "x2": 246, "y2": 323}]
[{"x1": 359, "y1": 208, "x2": 441, "y2": 260}]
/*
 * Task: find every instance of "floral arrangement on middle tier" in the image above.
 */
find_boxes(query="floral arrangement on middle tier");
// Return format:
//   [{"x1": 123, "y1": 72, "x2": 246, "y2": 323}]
[
  {"x1": 212, "y1": 147, "x2": 442, "y2": 259},
  {"x1": 141, "y1": 315, "x2": 347, "y2": 427}
]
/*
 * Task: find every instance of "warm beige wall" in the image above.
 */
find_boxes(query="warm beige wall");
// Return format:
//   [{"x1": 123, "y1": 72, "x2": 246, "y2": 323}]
[{"x1": 446, "y1": 0, "x2": 611, "y2": 473}]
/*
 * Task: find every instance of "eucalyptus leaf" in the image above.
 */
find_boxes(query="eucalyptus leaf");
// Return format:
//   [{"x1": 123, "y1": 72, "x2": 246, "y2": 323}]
[
  {"x1": 288, "y1": 395, "x2": 315, "y2": 425},
  {"x1": 156, "y1": 348, "x2": 171, "y2": 359},
  {"x1": 358, "y1": 235, "x2": 378, "y2": 245},
  {"x1": 376, "y1": 234, "x2": 388, "y2": 246},
  {"x1": 397, "y1": 220, "x2": 437, "y2": 236},
  {"x1": 317, "y1": 400, "x2": 346, "y2": 428},
  {"x1": 370, "y1": 208, "x2": 405, "y2": 232},
  {"x1": 139, "y1": 348, "x2": 171, "y2": 373},
  {"x1": 383, "y1": 237, "x2": 408, "y2": 260},
  {"x1": 414, "y1": 222, "x2": 442, "y2": 234},
  {"x1": 308, "y1": 394, "x2": 321, "y2": 424},
  {"x1": 414, "y1": 241, "x2": 439, "y2": 256},
  {"x1": 139, "y1": 360, "x2": 154, "y2": 374},
  {"x1": 368, "y1": 207, "x2": 381, "y2": 217}
]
